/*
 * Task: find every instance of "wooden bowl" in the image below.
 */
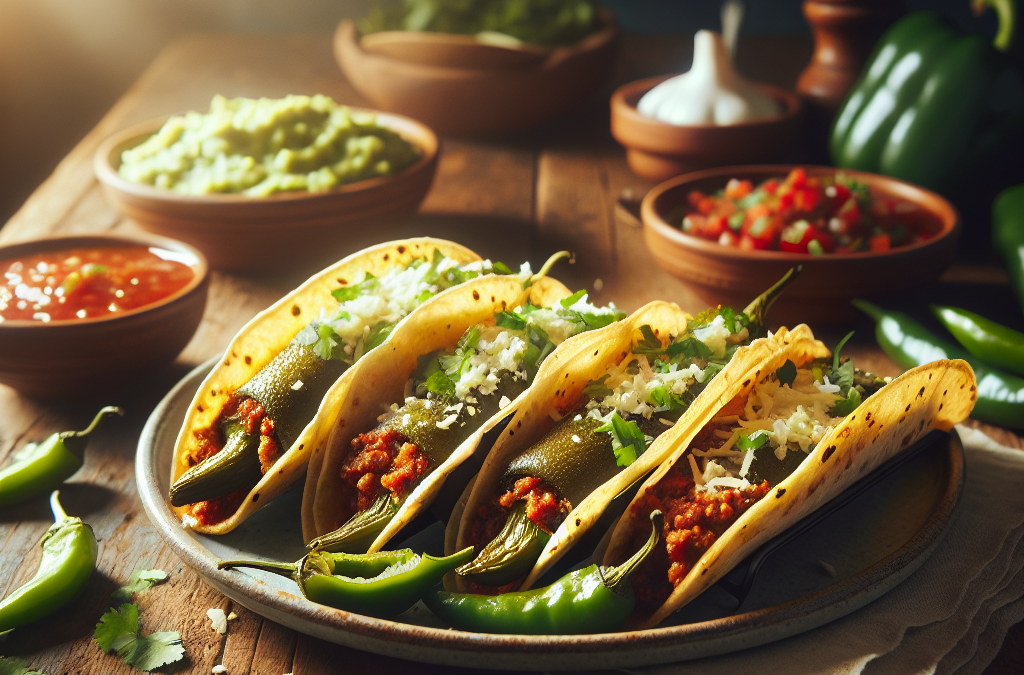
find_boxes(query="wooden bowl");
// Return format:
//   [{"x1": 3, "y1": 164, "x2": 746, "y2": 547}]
[
  {"x1": 94, "y1": 111, "x2": 439, "y2": 272},
  {"x1": 611, "y1": 75, "x2": 803, "y2": 183},
  {"x1": 0, "y1": 233, "x2": 209, "y2": 398},
  {"x1": 334, "y1": 13, "x2": 619, "y2": 138},
  {"x1": 641, "y1": 165, "x2": 961, "y2": 327}
]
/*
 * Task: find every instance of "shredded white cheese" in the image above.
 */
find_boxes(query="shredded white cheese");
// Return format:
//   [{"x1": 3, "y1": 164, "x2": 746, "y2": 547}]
[
  {"x1": 436, "y1": 413, "x2": 459, "y2": 429},
  {"x1": 290, "y1": 380, "x2": 303, "y2": 391}
]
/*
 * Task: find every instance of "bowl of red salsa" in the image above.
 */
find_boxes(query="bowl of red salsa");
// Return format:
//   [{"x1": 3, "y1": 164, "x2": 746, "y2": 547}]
[
  {"x1": 0, "y1": 233, "x2": 209, "y2": 397},
  {"x1": 641, "y1": 165, "x2": 960, "y2": 325}
]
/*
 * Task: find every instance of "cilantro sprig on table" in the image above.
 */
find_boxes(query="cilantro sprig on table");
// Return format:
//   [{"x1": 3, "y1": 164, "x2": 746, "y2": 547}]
[
  {"x1": 0, "y1": 657, "x2": 48, "y2": 675},
  {"x1": 93, "y1": 568, "x2": 183, "y2": 672}
]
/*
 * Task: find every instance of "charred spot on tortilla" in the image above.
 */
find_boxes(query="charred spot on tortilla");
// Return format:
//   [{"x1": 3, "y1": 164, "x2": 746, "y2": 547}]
[
  {"x1": 904, "y1": 403, "x2": 911, "y2": 412},
  {"x1": 224, "y1": 361, "x2": 230, "y2": 367},
  {"x1": 917, "y1": 386, "x2": 926, "y2": 399},
  {"x1": 198, "y1": 405, "x2": 204, "y2": 412},
  {"x1": 576, "y1": 518, "x2": 582, "y2": 526},
  {"x1": 839, "y1": 428, "x2": 851, "y2": 438},
  {"x1": 245, "y1": 356, "x2": 252, "y2": 365},
  {"x1": 291, "y1": 305, "x2": 301, "y2": 316},
  {"x1": 383, "y1": 253, "x2": 390, "y2": 261},
  {"x1": 253, "y1": 493, "x2": 260, "y2": 502},
  {"x1": 775, "y1": 488, "x2": 786, "y2": 498},
  {"x1": 517, "y1": 421, "x2": 522, "y2": 428},
  {"x1": 473, "y1": 290, "x2": 480, "y2": 300},
  {"x1": 337, "y1": 278, "x2": 347, "y2": 285},
  {"x1": 491, "y1": 295, "x2": 495, "y2": 302},
  {"x1": 397, "y1": 245, "x2": 406, "y2": 254},
  {"x1": 821, "y1": 445, "x2": 836, "y2": 463},
  {"x1": 939, "y1": 403, "x2": 944, "y2": 411}
]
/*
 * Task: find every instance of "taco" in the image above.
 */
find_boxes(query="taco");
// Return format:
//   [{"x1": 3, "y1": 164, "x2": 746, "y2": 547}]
[
  {"x1": 170, "y1": 238, "x2": 530, "y2": 534},
  {"x1": 446, "y1": 273, "x2": 809, "y2": 593},
  {"x1": 601, "y1": 334, "x2": 976, "y2": 629},
  {"x1": 301, "y1": 275, "x2": 628, "y2": 553}
]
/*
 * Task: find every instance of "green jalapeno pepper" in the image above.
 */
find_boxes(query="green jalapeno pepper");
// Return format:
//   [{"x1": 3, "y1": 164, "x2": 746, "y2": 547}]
[
  {"x1": 932, "y1": 305, "x2": 1024, "y2": 376},
  {"x1": 854, "y1": 299, "x2": 1024, "y2": 429},
  {"x1": 0, "y1": 407, "x2": 123, "y2": 508},
  {"x1": 992, "y1": 184, "x2": 1024, "y2": 314},
  {"x1": 219, "y1": 547, "x2": 474, "y2": 618},
  {"x1": 426, "y1": 510, "x2": 662, "y2": 635},
  {"x1": 458, "y1": 268, "x2": 800, "y2": 588},
  {"x1": 0, "y1": 491, "x2": 98, "y2": 632}
]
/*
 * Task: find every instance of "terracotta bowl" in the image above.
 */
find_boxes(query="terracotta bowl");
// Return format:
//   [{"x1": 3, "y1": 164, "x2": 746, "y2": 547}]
[
  {"x1": 334, "y1": 13, "x2": 619, "y2": 138},
  {"x1": 94, "y1": 111, "x2": 438, "y2": 272},
  {"x1": 611, "y1": 75, "x2": 803, "y2": 183},
  {"x1": 641, "y1": 165, "x2": 961, "y2": 327},
  {"x1": 0, "y1": 233, "x2": 209, "y2": 398}
]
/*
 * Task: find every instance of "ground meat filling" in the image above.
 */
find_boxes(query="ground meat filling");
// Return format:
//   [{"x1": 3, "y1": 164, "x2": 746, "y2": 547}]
[
  {"x1": 629, "y1": 466, "x2": 769, "y2": 613},
  {"x1": 339, "y1": 428, "x2": 431, "y2": 520},
  {"x1": 183, "y1": 396, "x2": 283, "y2": 526}
]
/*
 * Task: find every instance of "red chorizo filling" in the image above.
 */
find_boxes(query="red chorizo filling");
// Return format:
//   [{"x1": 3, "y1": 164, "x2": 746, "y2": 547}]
[
  {"x1": 628, "y1": 466, "x2": 769, "y2": 613},
  {"x1": 337, "y1": 428, "x2": 431, "y2": 523},
  {"x1": 184, "y1": 396, "x2": 283, "y2": 526},
  {"x1": 467, "y1": 476, "x2": 571, "y2": 559}
]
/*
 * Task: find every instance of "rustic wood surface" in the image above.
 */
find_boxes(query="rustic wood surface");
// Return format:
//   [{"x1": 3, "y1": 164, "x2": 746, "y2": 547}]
[{"x1": 1, "y1": 32, "x2": 1021, "y2": 675}]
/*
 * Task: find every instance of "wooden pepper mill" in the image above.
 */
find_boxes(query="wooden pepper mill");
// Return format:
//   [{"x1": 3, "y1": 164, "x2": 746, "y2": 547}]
[{"x1": 797, "y1": 0, "x2": 905, "y2": 162}]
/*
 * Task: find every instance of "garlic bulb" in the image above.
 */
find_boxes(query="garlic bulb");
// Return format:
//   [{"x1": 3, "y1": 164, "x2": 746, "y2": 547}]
[{"x1": 637, "y1": 30, "x2": 780, "y2": 126}]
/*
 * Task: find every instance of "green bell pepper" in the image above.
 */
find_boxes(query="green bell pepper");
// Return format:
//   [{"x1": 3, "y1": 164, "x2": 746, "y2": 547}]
[
  {"x1": 992, "y1": 184, "x2": 1024, "y2": 313},
  {"x1": 830, "y1": 0, "x2": 1023, "y2": 191}
]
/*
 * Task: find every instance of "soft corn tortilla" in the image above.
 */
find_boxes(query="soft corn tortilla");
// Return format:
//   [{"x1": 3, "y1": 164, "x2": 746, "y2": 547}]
[
  {"x1": 602, "y1": 344, "x2": 977, "y2": 629},
  {"x1": 171, "y1": 238, "x2": 481, "y2": 534},
  {"x1": 302, "y1": 274, "x2": 571, "y2": 550}
]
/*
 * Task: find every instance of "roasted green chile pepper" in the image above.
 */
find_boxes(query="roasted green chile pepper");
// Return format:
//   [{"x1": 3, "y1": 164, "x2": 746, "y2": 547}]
[
  {"x1": 854, "y1": 300, "x2": 1024, "y2": 429},
  {"x1": 830, "y1": 0, "x2": 1024, "y2": 190},
  {"x1": 0, "y1": 407, "x2": 123, "y2": 508},
  {"x1": 0, "y1": 491, "x2": 98, "y2": 632},
  {"x1": 933, "y1": 305, "x2": 1024, "y2": 376},
  {"x1": 426, "y1": 511, "x2": 662, "y2": 635},
  {"x1": 219, "y1": 547, "x2": 474, "y2": 618},
  {"x1": 992, "y1": 184, "x2": 1024, "y2": 314}
]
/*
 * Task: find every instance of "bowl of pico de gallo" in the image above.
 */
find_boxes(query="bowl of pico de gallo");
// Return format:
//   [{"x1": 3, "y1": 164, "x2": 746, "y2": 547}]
[{"x1": 641, "y1": 165, "x2": 960, "y2": 326}]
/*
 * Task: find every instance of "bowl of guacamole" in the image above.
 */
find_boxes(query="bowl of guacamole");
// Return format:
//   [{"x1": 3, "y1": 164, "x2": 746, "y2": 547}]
[{"x1": 94, "y1": 95, "x2": 439, "y2": 271}]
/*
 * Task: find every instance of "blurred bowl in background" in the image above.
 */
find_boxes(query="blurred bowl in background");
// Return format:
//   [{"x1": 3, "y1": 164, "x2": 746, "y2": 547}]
[
  {"x1": 641, "y1": 165, "x2": 960, "y2": 327},
  {"x1": 611, "y1": 75, "x2": 802, "y2": 183},
  {"x1": 94, "y1": 111, "x2": 438, "y2": 272},
  {"x1": 0, "y1": 233, "x2": 208, "y2": 397},
  {"x1": 334, "y1": 12, "x2": 619, "y2": 138}
]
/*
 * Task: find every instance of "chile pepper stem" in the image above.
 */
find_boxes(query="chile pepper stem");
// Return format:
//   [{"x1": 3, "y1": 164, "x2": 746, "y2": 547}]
[
  {"x1": 50, "y1": 490, "x2": 69, "y2": 524},
  {"x1": 743, "y1": 266, "x2": 802, "y2": 332},
  {"x1": 530, "y1": 251, "x2": 572, "y2": 286},
  {"x1": 63, "y1": 406, "x2": 125, "y2": 442},
  {"x1": 218, "y1": 559, "x2": 298, "y2": 578},
  {"x1": 972, "y1": 0, "x2": 1015, "y2": 51},
  {"x1": 601, "y1": 509, "x2": 663, "y2": 589},
  {"x1": 851, "y1": 299, "x2": 885, "y2": 322}
]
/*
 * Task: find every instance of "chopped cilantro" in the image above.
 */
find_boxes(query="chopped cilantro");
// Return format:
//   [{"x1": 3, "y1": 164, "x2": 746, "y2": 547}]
[
  {"x1": 830, "y1": 386, "x2": 862, "y2": 417},
  {"x1": 665, "y1": 336, "x2": 714, "y2": 360},
  {"x1": 492, "y1": 261, "x2": 514, "y2": 275},
  {"x1": 594, "y1": 412, "x2": 651, "y2": 467},
  {"x1": 424, "y1": 370, "x2": 456, "y2": 397},
  {"x1": 94, "y1": 604, "x2": 184, "y2": 672},
  {"x1": 688, "y1": 306, "x2": 748, "y2": 334},
  {"x1": 582, "y1": 374, "x2": 613, "y2": 399},
  {"x1": 736, "y1": 429, "x2": 770, "y2": 452},
  {"x1": 559, "y1": 289, "x2": 588, "y2": 308},
  {"x1": 495, "y1": 311, "x2": 527, "y2": 331},
  {"x1": 331, "y1": 272, "x2": 377, "y2": 302},
  {"x1": 112, "y1": 568, "x2": 169, "y2": 603},
  {"x1": 775, "y1": 359, "x2": 797, "y2": 387},
  {"x1": 632, "y1": 324, "x2": 663, "y2": 355}
]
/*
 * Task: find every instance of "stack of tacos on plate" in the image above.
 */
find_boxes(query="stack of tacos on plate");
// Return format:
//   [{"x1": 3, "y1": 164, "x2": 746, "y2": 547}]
[
  {"x1": 169, "y1": 238, "x2": 535, "y2": 533},
  {"x1": 301, "y1": 274, "x2": 630, "y2": 553},
  {"x1": 600, "y1": 335, "x2": 975, "y2": 628}
]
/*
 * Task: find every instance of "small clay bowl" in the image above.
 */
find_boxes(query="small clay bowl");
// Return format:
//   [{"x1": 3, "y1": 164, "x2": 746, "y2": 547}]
[
  {"x1": 641, "y1": 165, "x2": 960, "y2": 327},
  {"x1": 611, "y1": 75, "x2": 803, "y2": 183},
  {"x1": 334, "y1": 12, "x2": 619, "y2": 138},
  {"x1": 0, "y1": 233, "x2": 209, "y2": 397},
  {"x1": 94, "y1": 110, "x2": 438, "y2": 272}
]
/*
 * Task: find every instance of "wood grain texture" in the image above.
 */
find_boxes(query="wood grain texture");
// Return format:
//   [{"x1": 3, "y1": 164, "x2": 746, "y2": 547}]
[{"x1": 0, "y1": 31, "x2": 1019, "y2": 674}]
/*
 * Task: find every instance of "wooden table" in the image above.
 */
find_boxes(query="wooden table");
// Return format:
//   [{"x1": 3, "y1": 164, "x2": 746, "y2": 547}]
[{"x1": 1, "y1": 32, "x2": 1021, "y2": 675}]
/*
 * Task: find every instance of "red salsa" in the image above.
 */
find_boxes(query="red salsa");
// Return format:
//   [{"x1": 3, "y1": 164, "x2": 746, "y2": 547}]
[
  {"x1": 672, "y1": 168, "x2": 938, "y2": 254},
  {"x1": 0, "y1": 246, "x2": 194, "y2": 323}
]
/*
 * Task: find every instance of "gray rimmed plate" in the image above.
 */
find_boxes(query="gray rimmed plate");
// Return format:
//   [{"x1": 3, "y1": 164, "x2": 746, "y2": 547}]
[{"x1": 137, "y1": 359, "x2": 964, "y2": 671}]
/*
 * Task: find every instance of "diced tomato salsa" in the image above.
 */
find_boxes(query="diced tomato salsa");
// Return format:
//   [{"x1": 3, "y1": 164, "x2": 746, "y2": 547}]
[
  {"x1": 671, "y1": 168, "x2": 937, "y2": 254},
  {"x1": 0, "y1": 245, "x2": 194, "y2": 322}
]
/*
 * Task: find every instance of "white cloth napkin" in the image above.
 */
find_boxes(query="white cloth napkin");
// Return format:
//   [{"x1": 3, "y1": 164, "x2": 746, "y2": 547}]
[{"x1": 561, "y1": 425, "x2": 1024, "y2": 675}]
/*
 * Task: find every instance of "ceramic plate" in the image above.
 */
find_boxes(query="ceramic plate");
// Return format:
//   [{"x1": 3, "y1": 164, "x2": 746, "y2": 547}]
[{"x1": 137, "y1": 360, "x2": 964, "y2": 671}]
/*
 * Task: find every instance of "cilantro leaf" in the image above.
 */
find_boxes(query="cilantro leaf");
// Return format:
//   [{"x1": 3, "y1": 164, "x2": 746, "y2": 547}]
[
  {"x1": 112, "y1": 568, "x2": 169, "y2": 603},
  {"x1": 364, "y1": 321, "x2": 394, "y2": 352},
  {"x1": 828, "y1": 331, "x2": 856, "y2": 395},
  {"x1": 495, "y1": 311, "x2": 527, "y2": 331},
  {"x1": 688, "y1": 306, "x2": 749, "y2": 334},
  {"x1": 331, "y1": 272, "x2": 377, "y2": 302},
  {"x1": 775, "y1": 359, "x2": 797, "y2": 387},
  {"x1": 128, "y1": 632, "x2": 185, "y2": 672},
  {"x1": 582, "y1": 374, "x2": 613, "y2": 399},
  {"x1": 0, "y1": 656, "x2": 48, "y2": 675},
  {"x1": 492, "y1": 261, "x2": 514, "y2": 275},
  {"x1": 665, "y1": 336, "x2": 713, "y2": 360},
  {"x1": 632, "y1": 325, "x2": 663, "y2": 355},
  {"x1": 424, "y1": 370, "x2": 456, "y2": 397},
  {"x1": 594, "y1": 412, "x2": 651, "y2": 468},
  {"x1": 94, "y1": 604, "x2": 140, "y2": 653},
  {"x1": 736, "y1": 429, "x2": 770, "y2": 452},
  {"x1": 830, "y1": 386, "x2": 862, "y2": 417},
  {"x1": 559, "y1": 289, "x2": 587, "y2": 308}
]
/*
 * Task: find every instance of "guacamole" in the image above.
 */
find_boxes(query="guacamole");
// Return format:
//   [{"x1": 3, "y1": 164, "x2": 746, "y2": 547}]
[
  {"x1": 360, "y1": 0, "x2": 600, "y2": 47},
  {"x1": 118, "y1": 95, "x2": 421, "y2": 197}
]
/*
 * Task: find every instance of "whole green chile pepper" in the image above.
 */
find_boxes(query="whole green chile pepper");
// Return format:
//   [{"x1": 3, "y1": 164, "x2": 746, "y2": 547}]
[
  {"x1": 0, "y1": 491, "x2": 98, "y2": 632},
  {"x1": 992, "y1": 184, "x2": 1024, "y2": 314},
  {"x1": 932, "y1": 305, "x2": 1024, "y2": 376},
  {"x1": 0, "y1": 407, "x2": 123, "y2": 508}
]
